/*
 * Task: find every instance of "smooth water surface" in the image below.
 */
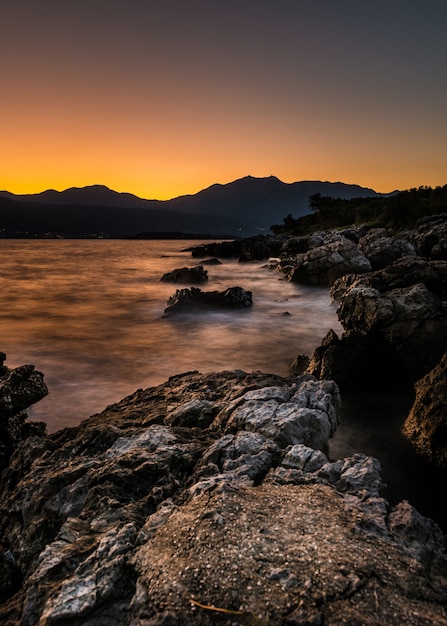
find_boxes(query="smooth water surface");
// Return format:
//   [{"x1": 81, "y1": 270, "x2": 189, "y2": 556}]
[
  {"x1": 2, "y1": 239, "x2": 446, "y2": 531},
  {"x1": 0, "y1": 239, "x2": 342, "y2": 432}
]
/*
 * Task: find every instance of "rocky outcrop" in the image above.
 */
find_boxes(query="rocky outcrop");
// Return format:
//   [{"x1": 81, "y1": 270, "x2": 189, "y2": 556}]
[
  {"x1": 160, "y1": 265, "x2": 208, "y2": 284},
  {"x1": 281, "y1": 232, "x2": 372, "y2": 286},
  {"x1": 357, "y1": 228, "x2": 416, "y2": 270},
  {"x1": 164, "y1": 286, "x2": 253, "y2": 315},
  {"x1": 307, "y1": 248, "x2": 447, "y2": 389},
  {"x1": 0, "y1": 353, "x2": 48, "y2": 473},
  {"x1": 412, "y1": 212, "x2": 447, "y2": 260},
  {"x1": 0, "y1": 369, "x2": 446, "y2": 625},
  {"x1": 402, "y1": 351, "x2": 447, "y2": 469}
]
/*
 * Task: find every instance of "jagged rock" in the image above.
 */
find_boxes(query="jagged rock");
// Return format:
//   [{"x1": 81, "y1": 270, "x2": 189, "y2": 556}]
[
  {"x1": 336, "y1": 282, "x2": 447, "y2": 381},
  {"x1": 0, "y1": 355, "x2": 48, "y2": 472},
  {"x1": 0, "y1": 369, "x2": 446, "y2": 625},
  {"x1": 402, "y1": 351, "x2": 447, "y2": 468},
  {"x1": 412, "y1": 212, "x2": 447, "y2": 259},
  {"x1": 284, "y1": 234, "x2": 372, "y2": 286},
  {"x1": 358, "y1": 228, "x2": 416, "y2": 270},
  {"x1": 160, "y1": 265, "x2": 208, "y2": 284},
  {"x1": 306, "y1": 328, "x2": 405, "y2": 389},
  {"x1": 331, "y1": 256, "x2": 447, "y2": 301},
  {"x1": 163, "y1": 286, "x2": 253, "y2": 315}
]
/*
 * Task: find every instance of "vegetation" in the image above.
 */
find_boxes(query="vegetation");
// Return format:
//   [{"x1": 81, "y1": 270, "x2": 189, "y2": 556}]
[{"x1": 270, "y1": 185, "x2": 447, "y2": 236}]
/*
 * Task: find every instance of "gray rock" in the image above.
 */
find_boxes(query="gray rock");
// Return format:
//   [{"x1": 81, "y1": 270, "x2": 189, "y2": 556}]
[
  {"x1": 0, "y1": 368, "x2": 446, "y2": 625},
  {"x1": 358, "y1": 228, "x2": 416, "y2": 270},
  {"x1": 284, "y1": 235, "x2": 372, "y2": 286}
]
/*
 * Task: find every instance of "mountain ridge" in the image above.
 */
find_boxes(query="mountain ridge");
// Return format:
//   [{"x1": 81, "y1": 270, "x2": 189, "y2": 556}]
[{"x1": 0, "y1": 175, "x2": 387, "y2": 237}]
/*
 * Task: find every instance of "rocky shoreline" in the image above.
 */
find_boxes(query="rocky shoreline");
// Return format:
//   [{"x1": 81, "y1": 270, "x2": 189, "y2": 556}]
[{"x1": 1, "y1": 213, "x2": 447, "y2": 625}]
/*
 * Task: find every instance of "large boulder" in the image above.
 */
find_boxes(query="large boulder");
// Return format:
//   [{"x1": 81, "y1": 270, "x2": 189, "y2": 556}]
[
  {"x1": 163, "y1": 286, "x2": 252, "y2": 315},
  {"x1": 0, "y1": 369, "x2": 446, "y2": 625},
  {"x1": 402, "y1": 351, "x2": 447, "y2": 468}
]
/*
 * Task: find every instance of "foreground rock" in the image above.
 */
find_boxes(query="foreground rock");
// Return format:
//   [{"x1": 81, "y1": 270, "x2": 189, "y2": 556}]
[
  {"x1": 0, "y1": 353, "x2": 48, "y2": 472},
  {"x1": 0, "y1": 369, "x2": 446, "y2": 625},
  {"x1": 160, "y1": 265, "x2": 208, "y2": 284},
  {"x1": 164, "y1": 286, "x2": 252, "y2": 315}
]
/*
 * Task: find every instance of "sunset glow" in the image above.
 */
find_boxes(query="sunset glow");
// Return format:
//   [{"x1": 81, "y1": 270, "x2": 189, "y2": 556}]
[{"x1": 2, "y1": 1, "x2": 446, "y2": 199}]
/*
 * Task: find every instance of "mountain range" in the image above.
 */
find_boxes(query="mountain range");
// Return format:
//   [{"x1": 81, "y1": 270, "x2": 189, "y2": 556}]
[{"x1": 0, "y1": 175, "x2": 386, "y2": 238}]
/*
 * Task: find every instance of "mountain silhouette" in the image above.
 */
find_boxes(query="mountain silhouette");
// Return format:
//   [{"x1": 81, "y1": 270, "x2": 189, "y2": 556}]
[{"x1": 0, "y1": 176, "x2": 384, "y2": 238}]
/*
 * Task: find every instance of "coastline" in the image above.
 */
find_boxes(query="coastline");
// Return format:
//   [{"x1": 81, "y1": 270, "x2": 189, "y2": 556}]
[{"x1": 1, "y1": 219, "x2": 447, "y2": 624}]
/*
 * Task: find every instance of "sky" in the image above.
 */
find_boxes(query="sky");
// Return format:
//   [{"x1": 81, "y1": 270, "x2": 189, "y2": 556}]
[{"x1": 2, "y1": 0, "x2": 446, "y2": 199}]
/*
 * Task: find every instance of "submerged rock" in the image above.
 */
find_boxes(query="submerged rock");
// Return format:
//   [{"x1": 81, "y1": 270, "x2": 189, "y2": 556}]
[
  {"x1": 160, "y1": 265, "x2": 208, "y2": 284},
  {"x1": 163, "y1": 286, "x2": 253, "y2": 315}
]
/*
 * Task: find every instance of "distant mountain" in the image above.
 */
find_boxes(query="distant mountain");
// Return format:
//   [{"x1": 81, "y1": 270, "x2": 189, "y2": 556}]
[{"x1": 0, "y1": 176, "x2": 385, "y2": 238}]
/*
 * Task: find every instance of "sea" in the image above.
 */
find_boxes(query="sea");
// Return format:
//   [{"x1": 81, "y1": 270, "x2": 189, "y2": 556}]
[{"x1": 1, "y1": 239, "x2": 445, "y2": 531}]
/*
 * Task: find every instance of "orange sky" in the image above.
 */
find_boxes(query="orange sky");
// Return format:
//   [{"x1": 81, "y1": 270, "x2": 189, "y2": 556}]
[{"x1": 2, "y1": 1, "x2": 446, "y2": 199}]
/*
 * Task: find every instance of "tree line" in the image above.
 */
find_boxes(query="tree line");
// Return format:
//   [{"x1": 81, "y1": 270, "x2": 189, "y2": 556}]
[{"x1": 270, "y1": 185, "x2": 447, "y2": 236}]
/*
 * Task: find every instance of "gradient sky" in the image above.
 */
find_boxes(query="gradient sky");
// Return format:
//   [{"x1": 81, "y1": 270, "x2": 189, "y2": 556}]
[{"x1": 2, "y1": 0, "x2": 446, "y2": 199}]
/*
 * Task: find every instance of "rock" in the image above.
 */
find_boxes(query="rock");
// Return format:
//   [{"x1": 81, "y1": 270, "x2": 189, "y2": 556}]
[
  {"x1": 331, "y1": 256, "x2": 447, "y2": 301},
  {"x1": 199, "y1": 257, "x2": 222, "y2": 265},
  {"x1": 306, "y1": 328, "x2": 405, "y2": 390},
  {"x1": 160, "y1": 266, "x2": 208, "y2": 284},
  {"x1": 284, "y1": 234, "x2": 372, "y2": 286},
  {"x1": 0, "y1": 356, "x2": 48, "y2": 473},
  {"x1": 336, "y1": 282, "x2": 447, "y2": 381},
  {"x1": 0, "y1": 369, "x2": 446, "y2": 625},
  {"x1": 412, "y1": 212, "x2": 447, "y2": 259},
  {"x1": 163, "y1": 286, "x2": 253, "y2": 315},
  {"x1": 402, "y1": 351, "x2": 447, "y2": 468},
  {"x1": 358, "y1": 228, "x2": 416, "y2": 270}
]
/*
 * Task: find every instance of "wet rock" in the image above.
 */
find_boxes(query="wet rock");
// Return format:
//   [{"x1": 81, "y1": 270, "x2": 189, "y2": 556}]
[
  {"x1": 402, "y1": 351, "x2": 447, "y2": 468},
  {"x1": 160, "y1": 265, "x2": 208, "y2": 284},
  {"x1": 163, "y1": 286, "x2": 252, "y2": 315}
]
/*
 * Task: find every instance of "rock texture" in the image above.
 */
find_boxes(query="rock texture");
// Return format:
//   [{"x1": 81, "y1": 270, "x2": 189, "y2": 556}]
[
  {"x1": 0, "y1": 369, "x2": 446, "y2": 625},
  {"x1": 164, "y1": 286, "x2": 253, "y2": 315},
  {"x1": 281, "y1": 232, "x2": 372, "y2": 286}
]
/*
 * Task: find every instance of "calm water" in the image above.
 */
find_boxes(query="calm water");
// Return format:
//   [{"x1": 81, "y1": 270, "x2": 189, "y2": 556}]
[
  {"x1": 1, "y1": 239, "x2": 445, "y2": 531},
  {"x1": 0, "y1": 239, "x2": 342, "y2": 432}
]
